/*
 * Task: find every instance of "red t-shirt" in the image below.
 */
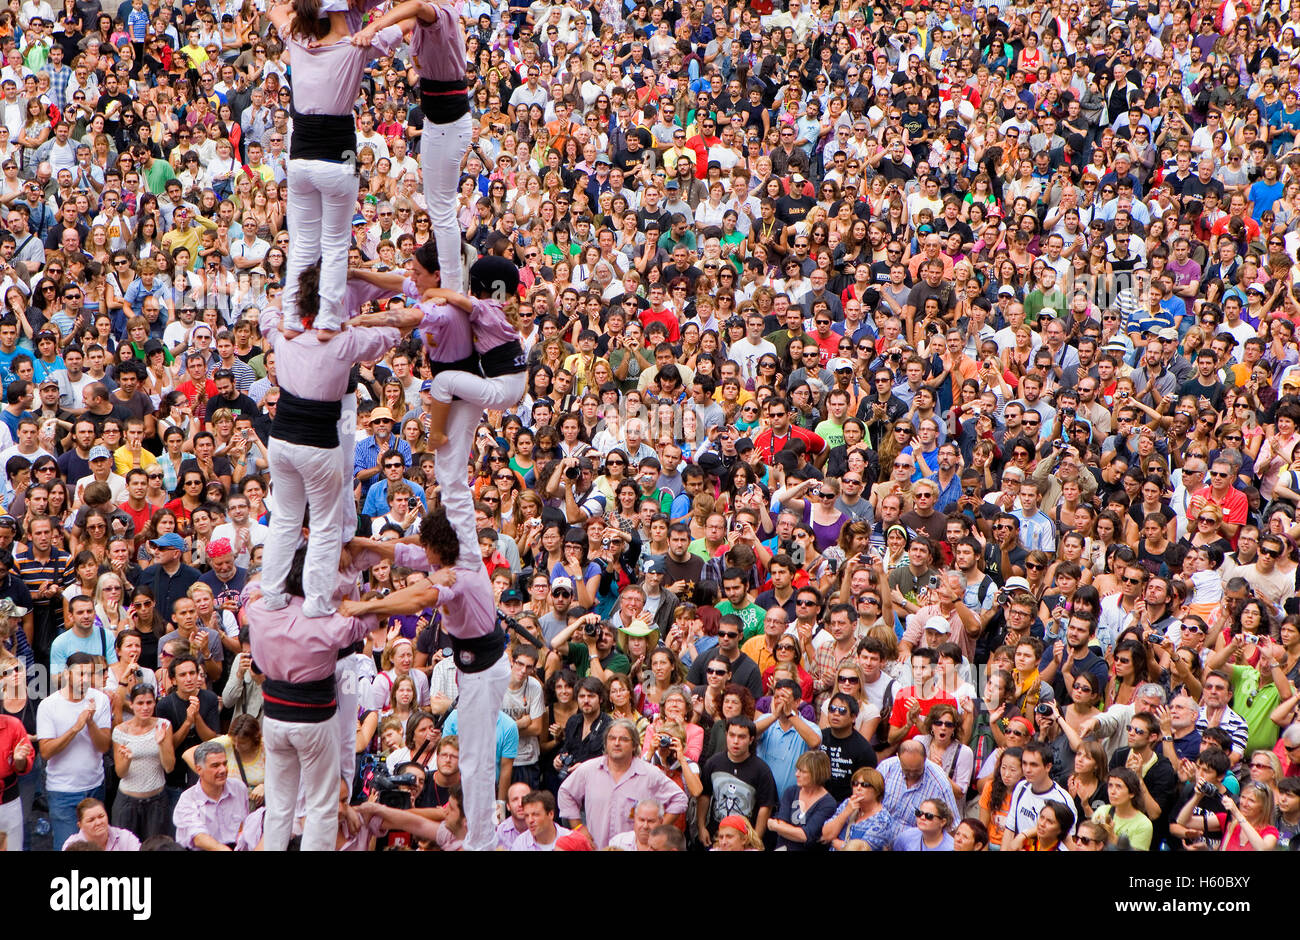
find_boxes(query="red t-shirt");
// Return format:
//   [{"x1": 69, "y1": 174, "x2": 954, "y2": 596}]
[
  {"x1": 640, "y1": 307, "x2": 680, "y2": 342},
  {"x1": 1191, "y1": 484, "x2": 1249, "y2": 547},
  {"x1": 888, "y1": 685, "x2": 959, "y2": 741},
  {"x1": 1215, "y1": 814, "x2": 1280, "y2": 851},
  {"x1": 118, "y1": 500, "x2": 154, "y2": 536}
]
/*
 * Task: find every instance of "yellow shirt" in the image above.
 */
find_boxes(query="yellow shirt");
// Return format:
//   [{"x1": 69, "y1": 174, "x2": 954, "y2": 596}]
[{"x1": 114, "y1": 444, "x2": 159, "y2": 476}]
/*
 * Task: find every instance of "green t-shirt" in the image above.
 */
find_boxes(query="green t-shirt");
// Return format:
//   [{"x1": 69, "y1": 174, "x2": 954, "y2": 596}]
[
  {"x1": 1023, "y1": 287, "x2": 1066, "y2": 325},
  {"x1": 143, "y1": 158, "x2": 177, "y2": 196},
  {"x1": 565, "y1": 643, "x2": 631, "y2": 679},
  {"x1": 688, "y1": 537, "x2": 724, "y2": 562},
  {"x1": 815, "y1": 418, "x2": 846, "y2": 451},
  {"x1": 719, "y1": 600, "x2": 765, "y2": 641},
  {"x1": 1230, "y1": 664, "x2": 1282, "y2": 753}
]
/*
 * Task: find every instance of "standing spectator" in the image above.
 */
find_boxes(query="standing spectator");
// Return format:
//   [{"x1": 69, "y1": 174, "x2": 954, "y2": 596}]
[{"x1": 36, "y1": 652, "x2": 111, "y2": 849}]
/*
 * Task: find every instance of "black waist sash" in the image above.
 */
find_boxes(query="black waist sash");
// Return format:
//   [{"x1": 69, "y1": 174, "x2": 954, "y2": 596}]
[
  {"x1": 451, "y1": 625, "x2": 506, "y2": 675},
  {"x1": 262, "y1": 675, "x2": 337, "y2": 723},
  {"x1": 429, "y1": 351, "x2": 480, "y2": 379},
  {"x1": 479, "y1": 340, "x2": 526, "y2": 378},
  {"x1": 290, "y1": 108, "x2": 356, "y2": 163},
  {"x1": 420, "y1": 77, "x2": 470, "y2": 124},
  {"x1": 272, "y1": 388, "x2": 342, "y2": 448},
  {"x1": 1, "y1": 773, "x2": 17, "y2": 804}
]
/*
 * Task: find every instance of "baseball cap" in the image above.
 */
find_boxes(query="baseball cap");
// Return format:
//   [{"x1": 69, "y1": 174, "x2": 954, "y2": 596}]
[
  {"x1": 997, "y1": 285, "x2": 1016, "y2": 297},
  {"x1": 150, "y1": 532, "x2": 187, "y2": 551},
  {"x1": 734, "y1": 437, "x2": 754, "y2": 454},
  {"x1": 923, "y1": 615, "x2": 951, "y2": 635},
  {"x1": 88, "y1": 445, "x2": 112, "y2": 461},
  {"x1": 352, "y1": 213, "x2": 366, "y2": 225},
  {"x1": 500, "y1": 588, "x2": 524, "y2": 604},
  {"x1": 1003, "y1": 576, "x2": 1032, "y2": 593},
  {"x1": 828, "y1": 357, "x2": 854, "y2": 372},
  {"x1": 640, "y1": 556, "x2": 667, "y2": 576},
  {"x1": 551, "y1": 576, "x2": 575, "y2": 593},
  {"x1": 1156, "y1": 327, "x2": 1177, "y2": 341}
]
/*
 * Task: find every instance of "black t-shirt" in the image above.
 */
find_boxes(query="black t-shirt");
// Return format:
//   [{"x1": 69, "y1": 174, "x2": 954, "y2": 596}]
[
  {"x1": 178, "y1": 455, "x2": 234, "y2": 482},
  {"x1": 202, "y1": 392, "x2": 260, "y2": 422},
  {"x1": 821, "y1": 727, "x2": 877, "y2": 802},
  {"x1": 662, "y1": 552, "x2": 704, "y2": 591},
  {"x1": 85, "y1": 402, "x2": 134, "y2": 438},
  {"x1": 983, "y1": 541, "x2": 1028, "y2": 584},
  {"x1": 775, "y1": 193, "x2": 815, "y2": 226},
  {"x1": 155, "y1": 688, "x2": 221, "y2": 788},
  {"x1": 1178, "y1": 377, "x2": 1225, "y2": 411},
  {"x1": 700, "y1": 750, "x2": 779, "y2": 830},
  {"x1": 686, "y1": 649, "x2": 763, "y2": 697}
]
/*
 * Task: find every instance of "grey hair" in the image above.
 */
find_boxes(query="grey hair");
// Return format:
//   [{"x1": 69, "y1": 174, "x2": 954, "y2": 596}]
[
  {"x1": 194, "y1": 740, "x2": 226, "y2": 767},
  {"x1": 1137, "y1": 683, "x2": 1167, "y2": 705},
  {"x1": 635, "y1": 798, "x2": 664, "y2": 817},
  {"x1": 605, "y1": 717, "x2": 641, "y2": 752}
]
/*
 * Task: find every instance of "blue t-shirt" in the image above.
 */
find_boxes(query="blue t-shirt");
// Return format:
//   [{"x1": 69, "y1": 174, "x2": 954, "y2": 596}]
[
  {"x1": 440, "y1": 709, "x2": 519, "y2": 776},
  {"x1": 1249, "y1": 179, "x2": 1284, "y2": 222},
  {"x1": 50, "y1": 625, "x2": 118, "y2": 678}
]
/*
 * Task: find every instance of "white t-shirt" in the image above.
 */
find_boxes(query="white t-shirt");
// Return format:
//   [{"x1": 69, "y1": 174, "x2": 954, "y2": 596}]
[
  {"x1": 210, "y1": 522, "x2": 268, "y2": 569},
  {"x1": 36, "y1": 688, "x2": 111, "y2": 792},
  {"x1": 501, "y1": 676, "x2": 545, "y2": 767}
]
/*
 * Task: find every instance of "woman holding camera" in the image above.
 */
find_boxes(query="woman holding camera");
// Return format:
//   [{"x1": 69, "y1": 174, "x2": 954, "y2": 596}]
[{"x1": 111, "y1": 684, "x2": 175, "y2": 841}]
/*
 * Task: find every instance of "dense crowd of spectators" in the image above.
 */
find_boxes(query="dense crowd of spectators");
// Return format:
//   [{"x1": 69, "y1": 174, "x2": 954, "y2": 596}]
[{"x1": 1, "y1": 0, "x2": 1300, "y2": 853}]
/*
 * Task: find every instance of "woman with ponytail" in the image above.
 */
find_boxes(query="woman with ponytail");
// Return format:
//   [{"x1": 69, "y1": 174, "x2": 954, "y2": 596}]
[{"x1": 267, "y1": 0, "x2": 404, "y2": 338}]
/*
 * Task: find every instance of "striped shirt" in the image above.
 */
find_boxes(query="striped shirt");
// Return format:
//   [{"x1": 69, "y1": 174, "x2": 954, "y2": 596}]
[
  {"x1": 14, "y1": 545, "x2": 69, "y2": 602},
  {"x1": 1196, "y1": 705, "x2": 1250, "y2": 757},
  {"x1": 878, "y1": 755, "x2": 959, "y2": 836}
]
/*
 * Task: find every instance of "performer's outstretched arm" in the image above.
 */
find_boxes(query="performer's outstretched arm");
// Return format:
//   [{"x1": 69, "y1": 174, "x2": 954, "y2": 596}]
[{"x1": 339, "y1": 569, "x2": 454, "y2": 618}]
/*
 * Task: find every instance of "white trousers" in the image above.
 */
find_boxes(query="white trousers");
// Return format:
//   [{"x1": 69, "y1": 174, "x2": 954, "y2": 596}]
[
  {"x1": 283, "y1": 158, "x2": 359, "y2": 332},
  {"x1": 457, "y1": 653, "x2": 510, "y2": 851},
  {"x1": 338, "y1": 396, "x2": 358, "y2": 540},
  {"x1": 335, "y1": 653, "x2": 360, "y2": 785},
  {"x1": 421, "y1": 114, "x2": 472, "y2": 293},
  {"x1": 262, "y1": 716, "x2": 339, "y2": 852},
  {"x1": 262, "y1": 437, "x2": 350, "y2": 617},
  {"x1": 0, "y1": 797, "x2": 21, "y2": 851},
  {"x1": 428, "y1": 371, "x2": 526, "y2": 566}
]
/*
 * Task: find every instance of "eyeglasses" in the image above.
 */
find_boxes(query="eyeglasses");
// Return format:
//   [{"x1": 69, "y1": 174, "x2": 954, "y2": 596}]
[
  {"x1": 775, "y1": 644, "x2": 798, "y2": 652},
  {"x1": 931, "y1": 719, "x2": 955, "y2": 728},
  {"x1": 1025, "y1": 561, "x2": 1044, "y2": 570}
]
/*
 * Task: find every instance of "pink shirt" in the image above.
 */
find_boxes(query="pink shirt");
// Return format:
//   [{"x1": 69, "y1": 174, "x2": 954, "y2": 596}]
[
  {"x1": 555, "y1": 757, "x2": 687, "y2": 848},
  {"x1": 173, "y1": 777, "x2": 249, "y2": 849},
  {"x1": 61, "y1": 827, "x2": 141, "y2": 851},
  {"x1": 392, "y1": 542, "x2": 496, "y2": 639},
  {"x1": 410, "y1": 5, "x2": 467, "y2": 82},
  {"x1": 282, "y1": 28, "x2": 402, "y2": 115},
  {"x1": 469, "y1": 297, "x2": 522, "y2": 355},
  {"x1": 402, "y1": 276, "x2": 474, "y2": 365},
  {"x1": 259, "y1": 308, "x2": 400, "y2": 402},
  {"x1": 247, "y1": 595, "x2": 377, "y2": 685}
]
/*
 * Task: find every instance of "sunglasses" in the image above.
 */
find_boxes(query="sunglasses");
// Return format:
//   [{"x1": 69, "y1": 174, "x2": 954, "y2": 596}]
[
  {"x1": 717, "y1": 630, "x2": 741, "y2": 639},
  {"x1": 914, "y1": 810, "x2": 940, "y2": 821},
  {"x1": 706, "y1": 667, "x2": 729, "y2": 676},
  {"x1": 551, "y1": 589, "x2": 572, "y2": 598},
  {"x1": 775, "y1": 644, "x2": 798, "y2": 652}
]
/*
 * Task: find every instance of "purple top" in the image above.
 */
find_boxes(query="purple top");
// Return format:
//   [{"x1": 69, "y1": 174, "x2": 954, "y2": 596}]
[
  {"x1": 392, "y1": 542, "x2": 495, "y2": 640},
  {"x1": 410, "y1": 4, "x2": 467, "y2": 82},
  {"x1": 469, "y1": 297, "x2": 521, "y2": 355},
  {"x1": 800, "y1": 501, "x2": 845, "y2": 552},
  {"x1": 282, "y1": 27, "x2": 402, "y2": 115},
  {"x1": 401, "y1": 276, "x2": 473, "y2": 364},
  {"x1": 259, "y1": 307, "x2": 399, "y2": 402},
  {"x1": 246, "y1": 595, "x2": 377, "y2": 685}
]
